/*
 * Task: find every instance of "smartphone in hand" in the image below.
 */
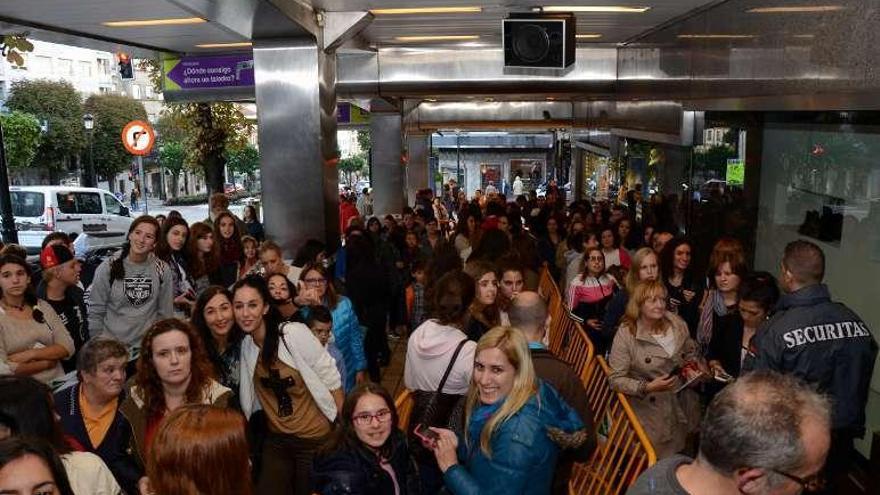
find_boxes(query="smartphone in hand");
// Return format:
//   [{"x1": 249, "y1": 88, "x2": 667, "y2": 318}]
[{"x1": 413, "y1": 423, "x2": 440, "y2": 449}]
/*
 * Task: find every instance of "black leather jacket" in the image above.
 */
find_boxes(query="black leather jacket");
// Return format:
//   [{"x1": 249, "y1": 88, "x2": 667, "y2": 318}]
[
  {"x1": 311, "y1": 430, "x2": 420, "y2": 495},
  {"x1": 746, "y1": 284, "x2": 878, "y2": 436}
]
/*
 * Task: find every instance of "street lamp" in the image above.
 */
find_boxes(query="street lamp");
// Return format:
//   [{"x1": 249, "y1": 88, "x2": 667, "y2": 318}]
[{"x1": 83, "y1": 114, "x2": 95, "y2": 187}]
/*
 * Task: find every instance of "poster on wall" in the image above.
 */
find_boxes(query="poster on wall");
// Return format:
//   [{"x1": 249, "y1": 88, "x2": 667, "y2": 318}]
[{"x1": 726, "y1": 159, "x2": 745, "y2": 185}]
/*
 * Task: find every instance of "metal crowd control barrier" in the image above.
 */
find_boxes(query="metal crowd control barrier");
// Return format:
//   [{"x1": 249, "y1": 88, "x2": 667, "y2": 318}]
[
  {"x1": 395, "y1": 388, "x2": 414, "y2": 430},
  {"x1": 570, "y1": 356, "x2": 658, "y2": 495}
]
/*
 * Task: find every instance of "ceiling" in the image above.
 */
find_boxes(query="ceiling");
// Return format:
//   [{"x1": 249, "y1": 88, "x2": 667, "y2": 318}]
[{"x1": 0, "y1": 0, "x2": 724, "y2": 55}]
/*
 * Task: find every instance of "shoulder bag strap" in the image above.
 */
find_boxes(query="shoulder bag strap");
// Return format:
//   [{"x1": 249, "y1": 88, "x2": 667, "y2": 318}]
[{"x1": 436, "y1": 339, "x2": 469, "y2": 394}]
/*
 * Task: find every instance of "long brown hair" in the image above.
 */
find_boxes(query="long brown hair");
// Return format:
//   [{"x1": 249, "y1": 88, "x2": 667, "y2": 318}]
[
  {"x1": 135, "y1": 319, "x2": 217, "y2": 417},
  {"x1": 187, "y1": 222, "x2": 220, "y2": 279},
  {"x1": 147, "y1": 405, "x2": 251, "y2": 495},
  {"x1": 155, "y1": 215, "x2": 189, "y2": 262}
]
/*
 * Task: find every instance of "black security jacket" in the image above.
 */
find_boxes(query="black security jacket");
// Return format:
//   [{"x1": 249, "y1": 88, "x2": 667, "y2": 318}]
[{"x1": 746, "y1": 284, "x2": 878, "y2": 436}]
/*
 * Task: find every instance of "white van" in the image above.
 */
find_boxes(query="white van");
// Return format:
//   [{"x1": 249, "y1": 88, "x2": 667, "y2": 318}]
[{"x1": 10, "y1": 186, "x2": 133, "y2": 255}]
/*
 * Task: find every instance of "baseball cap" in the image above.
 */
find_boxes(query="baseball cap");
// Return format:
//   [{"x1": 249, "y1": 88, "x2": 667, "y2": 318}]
[{"x1": 40, "y1": 244, "x2": 75, "y2": 269}]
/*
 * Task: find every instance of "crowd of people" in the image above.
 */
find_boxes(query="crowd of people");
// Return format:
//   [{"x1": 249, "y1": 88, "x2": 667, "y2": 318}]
[{"x1": 0, "y1": 181, "x2": 875, "y2": 495}]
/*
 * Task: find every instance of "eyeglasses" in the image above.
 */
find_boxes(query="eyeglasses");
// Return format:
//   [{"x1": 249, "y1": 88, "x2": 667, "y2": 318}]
[
  {"x1": 352, "y1": 409, "x2": 392, "y2": 426},
  {"x1": 768, "y1": 468, "x2": 826, "y2": 492},
  {"x1": 303, "y1": 278, "x2": 326, "y2": 286},
  {"x1": 587, "y1": 256, "x2": 604, "y2": 262}
]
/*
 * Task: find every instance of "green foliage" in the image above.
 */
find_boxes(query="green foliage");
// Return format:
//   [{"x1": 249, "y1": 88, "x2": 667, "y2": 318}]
[
  {"x1": 5, "y1": 80, "x2": 85, "y2": 172},
  {"x1": 694, "y1": 144, "x2": 737, "y2": 179},
  {"x1": 0, "y1": 111, "x2": 42, "y2": 169},
  {"x1": 158, "y1": 141, "x2": 186, "y2": 174},
  {"x1": 0, "y1": 34, "x2": 34, "y2": 67},
  {"x1": 83, "y1": 94, "x2": 149, "y2": 179},
  {"x1": 355, "y1": 130, "x2": 371, "y2": 153},
  {"x1": 226, "y1": 144, "x2": 260, "y2": 178},
  {"x1": 338, "y1": 154, "x2": 366, "y2": 185}
]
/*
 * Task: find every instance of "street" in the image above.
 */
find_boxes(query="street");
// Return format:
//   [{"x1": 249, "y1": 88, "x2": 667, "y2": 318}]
[{"x1": 135, "y1": 197, "x2": 257, "y2": 225}]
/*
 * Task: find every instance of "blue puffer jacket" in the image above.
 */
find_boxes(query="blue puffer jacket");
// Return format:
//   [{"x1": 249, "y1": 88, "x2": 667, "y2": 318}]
[
  {"x1": 444, "y1": 380, "x2": 585, "y2": 495},
  {"x1": 329, "y1": 296, "x2": 367, "y2": 392}
]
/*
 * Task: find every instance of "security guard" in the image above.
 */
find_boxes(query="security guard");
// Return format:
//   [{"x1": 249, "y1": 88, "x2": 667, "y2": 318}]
[{"x1": 747, "y1": 240, "x2": 877, "y2": 491}]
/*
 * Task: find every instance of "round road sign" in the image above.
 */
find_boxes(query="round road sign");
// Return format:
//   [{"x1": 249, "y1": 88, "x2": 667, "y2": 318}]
[{"x1": 121, "y1": 120, "x2": 156, "y2": 156}]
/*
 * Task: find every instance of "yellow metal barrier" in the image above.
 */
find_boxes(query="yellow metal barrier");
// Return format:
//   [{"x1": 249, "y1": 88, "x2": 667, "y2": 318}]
[
  {"x1": 569, "y1": 357, "x2": 657, "y2": 495},
  {"x1": 557, "y1": 318, "x2": 595, "y2": 384},
  {"x1": 395, "y1": 389, "x2": 414, "y2": 431}
]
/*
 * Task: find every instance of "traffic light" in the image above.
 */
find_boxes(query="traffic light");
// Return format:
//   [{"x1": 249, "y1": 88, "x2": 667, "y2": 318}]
[{"x1": 117, "y1": 52, "x2": 133, "y2": 80}]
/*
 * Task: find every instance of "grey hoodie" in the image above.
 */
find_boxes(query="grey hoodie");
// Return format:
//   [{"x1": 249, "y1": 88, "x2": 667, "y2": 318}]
[{"x1": 87, "y1": 254, "x2": 174, "y2": 348}]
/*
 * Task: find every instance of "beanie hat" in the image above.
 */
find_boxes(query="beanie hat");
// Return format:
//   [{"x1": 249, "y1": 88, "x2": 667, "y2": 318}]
[{"x1": 40, "y1": 244, "x2": 74, "y2": 269}]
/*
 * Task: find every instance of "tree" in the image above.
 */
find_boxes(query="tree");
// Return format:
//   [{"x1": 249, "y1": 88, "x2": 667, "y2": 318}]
[
  {"x1": 338, "y1": 154, "x2": 366, "y2": 186},
  {"x1": 0, "y1": 111, "x2": 41, "y2": 169},
  {"x1": 5, "y1": 80, "x2": 85, "y2": 180},
  {"x1": 159, "y1": 141, "x2": 186, "y2": 199},
  {"x1": 356, "y1": 130, "x2": 371, "y2": 153},
  {"x1": 0, "y1": 33, "x2": 33, "y2": 67},
  {"x1": 83, "y1": 94, "x2": 148, "y2": 182},
  {"x1": 139, "y1": 59, "x2": 253, "y2": 195},
  {"x1": 225, "y1": 144, "x2": 260, "y2": 190}
]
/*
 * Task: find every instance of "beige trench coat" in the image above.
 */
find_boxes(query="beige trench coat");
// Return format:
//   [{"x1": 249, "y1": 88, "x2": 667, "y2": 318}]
[{"x1": 608, "y1": 312, "x2": 702, "y2": 459}]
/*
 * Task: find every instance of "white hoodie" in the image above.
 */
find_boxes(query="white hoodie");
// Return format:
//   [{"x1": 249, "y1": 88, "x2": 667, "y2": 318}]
[{"x1": 404, "y1": 319, "x2": 476, "y2": 395}]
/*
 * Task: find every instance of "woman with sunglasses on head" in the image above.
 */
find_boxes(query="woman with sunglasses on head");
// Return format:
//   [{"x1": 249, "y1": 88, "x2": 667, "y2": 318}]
[
  {"x1": 312, "y1": 383, "x2": 419, "y2": 495},
  {"x1": 0, "y1": 254, "x2": 74, "y2": 384},
  {"x1": 88, "y1": 216, "x2": 174, "y2": 352},
  {"x1": 295, "y1": 263, "x2": 367, "y2": 392},
  {"x1": 430, "y1": 327, "x2": 587, "y2": 495},
  {"x1": 191, "y1": 286, "x2": 245, "y2": 407},
  {"x1": 233, "y1": 276, "x2": 343, "y2": 495}
]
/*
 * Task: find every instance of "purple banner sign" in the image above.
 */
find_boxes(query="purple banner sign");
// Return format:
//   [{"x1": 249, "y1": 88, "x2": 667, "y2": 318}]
[{"x1": 164, "y1": 55, "x2": 255, "y2": 90}]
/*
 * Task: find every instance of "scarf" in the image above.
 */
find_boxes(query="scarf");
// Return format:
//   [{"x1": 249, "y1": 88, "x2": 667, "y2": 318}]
[{"x1": 697, "y1": 289, "x2": 733, "y2": 353}]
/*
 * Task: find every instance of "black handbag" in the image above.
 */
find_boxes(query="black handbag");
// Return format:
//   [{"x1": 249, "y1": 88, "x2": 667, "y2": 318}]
[{"x1": 408, "y1": 338, "x2": 469, "y2": 461}]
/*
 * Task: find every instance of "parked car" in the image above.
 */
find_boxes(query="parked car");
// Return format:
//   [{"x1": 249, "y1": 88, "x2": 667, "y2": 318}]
[{"x1": 10, "y1": 186, "x2": 132, "y2": 255}]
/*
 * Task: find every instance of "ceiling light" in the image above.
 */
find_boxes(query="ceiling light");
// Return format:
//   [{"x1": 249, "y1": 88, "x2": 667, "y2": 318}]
[
  {"x1": 678, "y1": 34, "x2": 756, "y2": 39},
  {"x1": 792, "y1": 34, "x2": 816, "y2": 39},
  {"x1": 541, "y1": 6, "x2": 651, "y2": 13},
  {"x1": 371, "y1": 7, "x2": 482, "y2": 15},
  {"x1": 747, "y1": 5, "x2": 844, "y2": 14},
  {"x1": 195, "y1": 42, "x2": 253, "y2": 48},
  {"x1": 102, "y1": 17, "x2": 206, "y2": 27},
  {"x1": 576, "y1": 34, "x2": 603, "y2": 39},
  {"x1": 394, "y1": 35, "x2": 480, "y2": 42}
]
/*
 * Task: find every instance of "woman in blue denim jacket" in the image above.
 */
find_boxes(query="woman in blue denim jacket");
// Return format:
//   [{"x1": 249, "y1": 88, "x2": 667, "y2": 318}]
[{"x1": 431, "y1": 327, "x2": 588, "y2": 495}]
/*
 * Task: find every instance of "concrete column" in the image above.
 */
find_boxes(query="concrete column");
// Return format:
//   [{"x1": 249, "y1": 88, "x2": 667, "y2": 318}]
[
  {"x1": 405, "y1": 133, "x2": 430, "y2": 205},
  {"x1": 370, "y1": 112, "x2": 405, "y2": 215},
  {"x1": 253, "y1": 38, "x2": 339, "y2": 256}
]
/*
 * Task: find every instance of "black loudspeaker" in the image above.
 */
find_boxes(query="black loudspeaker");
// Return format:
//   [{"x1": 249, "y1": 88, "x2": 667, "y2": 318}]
[{"x1": 503, "y1": 13, "x2": 576, "y2": 69}]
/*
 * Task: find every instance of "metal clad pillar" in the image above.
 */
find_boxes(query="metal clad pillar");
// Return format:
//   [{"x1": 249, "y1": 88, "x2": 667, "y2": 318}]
[
  {"x1": 405, "y1": 134, "x2": 430, "y2": 205},
  {"x1": 370, "y1": 112, "x2": 405, "y2": 215},
  {"x1": 253, "y1": 38, "x2": 339, "y2": 255}
]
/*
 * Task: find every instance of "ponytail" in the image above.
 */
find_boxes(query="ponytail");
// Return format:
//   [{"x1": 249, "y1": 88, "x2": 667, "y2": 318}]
[{"x1": 109, "y1": 242, "x2": 130, "y2": 283}]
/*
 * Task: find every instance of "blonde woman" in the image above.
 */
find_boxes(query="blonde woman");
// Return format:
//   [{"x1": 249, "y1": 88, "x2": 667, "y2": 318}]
[
  {"x1": 600, "y1": 247, "x2": 660, "y2": 354},
  {"x1": 431, "y1": 327, "x2": 587, "y2": 494},
  {"x1": 608, "y1": 280, "x2": 703, "y2": 459}
]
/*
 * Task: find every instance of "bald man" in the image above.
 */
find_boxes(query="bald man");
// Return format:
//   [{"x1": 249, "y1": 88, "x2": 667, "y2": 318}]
[{"x1": 509, "y1": 291, "x2": 596, "y2": 492}]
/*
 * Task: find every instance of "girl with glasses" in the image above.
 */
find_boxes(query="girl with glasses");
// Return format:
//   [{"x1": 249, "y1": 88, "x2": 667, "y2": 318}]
[
  {"x1": 568, "y1": 247, "x2": 619, "y2": 340},
  {"x1": 312, "y1": 383, "x2": 418, "y2": 494}
]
